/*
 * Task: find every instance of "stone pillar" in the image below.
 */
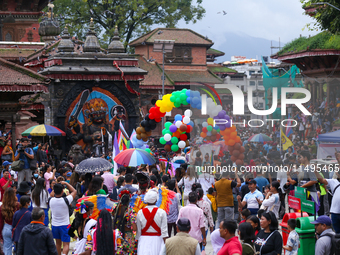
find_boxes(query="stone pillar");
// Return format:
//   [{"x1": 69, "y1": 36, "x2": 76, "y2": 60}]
[{"x1": 11, "y1": 114, "x2": 20, "y2": 150}]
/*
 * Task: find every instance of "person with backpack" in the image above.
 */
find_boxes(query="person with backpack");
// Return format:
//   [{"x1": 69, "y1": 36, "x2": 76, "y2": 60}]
[
  {"x1": 49, "y1": 181, "x2": 76, "y2": 255},
  {"x1": 310, "y1": 216, "x2": 335, "y2": 255}
]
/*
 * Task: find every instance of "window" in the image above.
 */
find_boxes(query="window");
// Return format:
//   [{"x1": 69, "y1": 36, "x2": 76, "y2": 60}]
[
  {"x1": 249, "y1": 70, "x2": 255, "y2": 75},
  {"x1": 165, "y1": 46, "x2": 192, "y2": 63},
  {"x1": 258, "y1": 92, "x2": 264, "y2": 97},
  {"x1": 259, "y1": 103, "x2": 264, "y2": 108},
  {"x1": 249, "y1": 81, "x2": 256, "y2": 86},
  {"x1": 252, "y1": 92, "x2": 257, "y2": 97},
  {"x1": 258, "y1": 81, "x2": 263, "y2": 86}
]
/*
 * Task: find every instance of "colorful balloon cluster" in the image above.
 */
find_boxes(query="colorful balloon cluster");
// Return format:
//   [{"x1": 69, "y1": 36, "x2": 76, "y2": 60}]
[
  {"x1": 199, "y1": 109, "x2": 245, "y2": 165},
  {"x1": 159, "y1": 110, "x2": 193, "y2": 152},
  {"x1": 135, "y1": 89, "x2": 201, "y2": 147},
  {"x1": 200, "y1": 118, "x2": 221, "y2": 142}
]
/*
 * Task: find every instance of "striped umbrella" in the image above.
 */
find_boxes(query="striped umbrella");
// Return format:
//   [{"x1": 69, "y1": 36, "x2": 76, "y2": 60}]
[
  {"x1": 248, "y1": 133, "x2": 272, "y2": 143},
  {"x1": 114, "y1": 148, "x2": 156, "y2": 167},
  {"x1": 22, "y1": 124, "x2": 66, "y2": 136}
]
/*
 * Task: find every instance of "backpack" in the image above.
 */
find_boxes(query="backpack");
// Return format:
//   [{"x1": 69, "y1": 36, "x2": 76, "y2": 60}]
[
  {"x1": 48, "y1": 196, "x2": 73, "y2": 217},
  {"x1": 319, "y1": 233, "x2": 340, "y2": 255}
]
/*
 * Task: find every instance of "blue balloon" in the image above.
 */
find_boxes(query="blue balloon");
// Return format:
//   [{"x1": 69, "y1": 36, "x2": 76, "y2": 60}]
[
  {"x1": 175, "y1": 114, "x2": 182, "y2": 121},
  {"x1": 186, "y1": 90, "x2": 191, "y2": 97},
  {"x1": 192, "y1": 97, "x2": 199, "y2": 105},
  {"x1": 186, "y1": 97, "x2": 191, "y2": 104},
  {"x1": 196, "y1": 103, "x2": 201, "y2": 109},
  {"x1": 189, "y1": 121, "x2": 194, "y2": 127}
]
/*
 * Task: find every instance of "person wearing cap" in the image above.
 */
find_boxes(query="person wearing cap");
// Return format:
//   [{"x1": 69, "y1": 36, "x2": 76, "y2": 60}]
[
  {"x1": 0, "y1": 169, "x2": 13, "y2": 201},
  {"x1": 14, "y1": 138, "x2": 34, "y2": 188},
  {"x1": 177, "y1": 191, "x2": 206, "y2": 249},
  {"x1": 136, "y1": 187, "x2": 168, "y2": 255},
  {"x1": 238, "y1": 179, "x2": 264, "y2": 216},
  {"x1": 310, "y1": 215, "x2": 335, "y2": 255},
  {"x1": 159, "y1": 218, "x2": 201, "y2": 255}
]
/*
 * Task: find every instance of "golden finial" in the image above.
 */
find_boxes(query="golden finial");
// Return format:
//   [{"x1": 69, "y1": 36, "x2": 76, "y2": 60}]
[{"x1": 91, "y1": 18, "x2": 93, "y2": 22}]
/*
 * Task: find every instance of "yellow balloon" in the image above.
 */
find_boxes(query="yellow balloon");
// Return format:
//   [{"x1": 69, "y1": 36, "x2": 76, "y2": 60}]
[
  {"x1": 156, "y1": 100, "x2": 162, "y2": 107},
  {"x1": 207, "y1": 118, "x2": 214, "y2": 125},
  {"x1": 159, "y1": 106, "x2": 167, "y2": 113}
]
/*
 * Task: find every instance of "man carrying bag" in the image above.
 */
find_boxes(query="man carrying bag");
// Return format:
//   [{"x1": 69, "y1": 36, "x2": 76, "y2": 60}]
[{"x1": 14, "y1": 138, "x2": 34, "y2": 186}]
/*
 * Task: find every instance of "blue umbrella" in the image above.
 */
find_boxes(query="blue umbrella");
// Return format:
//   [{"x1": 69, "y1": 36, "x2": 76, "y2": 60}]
[
  {"x1": 75, "y1": 157, "x2": 114, "y2": 173},
  {"x1": 248, "y1": 133, "x2": 272, "y2": 143}
]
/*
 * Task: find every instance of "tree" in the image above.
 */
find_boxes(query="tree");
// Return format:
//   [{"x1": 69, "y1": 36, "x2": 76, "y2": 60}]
[
  {"x1": 301, "y1": 0, "x2": 340, "y2": 34},
  {"x1": 50, "y1": 0, "x2": 205, "y2": 48}
]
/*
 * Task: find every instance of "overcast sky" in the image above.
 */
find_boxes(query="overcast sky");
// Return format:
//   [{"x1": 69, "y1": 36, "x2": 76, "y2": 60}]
[{"x1": 177, "y1": 0, "x2": 319, "y2": 51}]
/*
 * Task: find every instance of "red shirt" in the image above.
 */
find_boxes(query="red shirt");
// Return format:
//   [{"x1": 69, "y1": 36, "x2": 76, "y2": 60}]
[
  {"x1": 0, "y1": 177, "x2": 11, "y2": 202},
  {"x1": 218, "y1": 236, "x2": 242, "y2": 255}
]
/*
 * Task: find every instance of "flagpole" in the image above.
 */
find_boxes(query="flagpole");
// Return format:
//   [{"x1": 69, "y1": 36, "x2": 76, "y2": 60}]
[{"x1": 280, "y1": 127, "x2": 282, "y2": 153}]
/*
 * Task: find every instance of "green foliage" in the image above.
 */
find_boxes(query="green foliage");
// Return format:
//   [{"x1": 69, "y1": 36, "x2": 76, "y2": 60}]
[
  {"x1": 301, "y1": 0, "x2": 340, "y2": 34},
  {"x1": 49, "y1": 0, "x2": 205, "y2": 49},
  {"x1": 277, "y1": 31, "x2": 340, "y2": 55}
]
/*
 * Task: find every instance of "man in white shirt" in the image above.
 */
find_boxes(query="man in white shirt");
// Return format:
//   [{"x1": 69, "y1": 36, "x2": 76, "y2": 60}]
[
  {"x1": 238, "y1": 179, "x2": 264, "y2": 215},
  {"x1": 136, "y1": 188, "x2": 168, "y2": 255},
  {"x1": 49, "y1": 181, "x2": 76, "y2": 255}
]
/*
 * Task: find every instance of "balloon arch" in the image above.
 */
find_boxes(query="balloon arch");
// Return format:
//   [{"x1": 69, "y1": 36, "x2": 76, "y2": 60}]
[{"x1": 133, "y1": 89, "x2": 245, "y2": 165}]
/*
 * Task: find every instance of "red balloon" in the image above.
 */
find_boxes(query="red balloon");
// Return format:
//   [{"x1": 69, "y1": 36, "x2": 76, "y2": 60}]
[
  {"x1": 202, "y1": 127, "x2": 208, "y2": 133},
  {"x1": 180, "y1": 134, "x2": 188, "y2": 141},
  {"x1": 239, "y1": 154, "x2": 245, "y2": 160},
  {"x1": 179, "y1": 125, "x2": 187, "y2": 132},
  {"x1": 216, "y1": 134, "x2": 221, "y2": 140},
  {"x1": 240, "y1": 146, "x2": 245, "y2": 153},
  {"x1": 228, "y1": 145, "x2": 234, "y2": 151},
  {"x1": 173, "y1": 131, "x2": 181, "y2": 138},
  {"x1": 234, "y1": 143, "x2": 241, "y2": 150},
  {"x1": 155, "y1": 118, "x2": 162, "y2": 122},
  {"x1": 164, "y1": 145, "x2": 171, "y2": 152},
  {"x1": 187, "y1": 125, "x2": 192, "y2": 133},
  {"x1": 230, "y1": 156, "x2": 236, "y2": 162}
]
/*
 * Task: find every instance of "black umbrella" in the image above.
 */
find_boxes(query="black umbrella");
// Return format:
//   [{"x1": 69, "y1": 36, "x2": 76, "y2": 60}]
[{"x1": 75, "y1": 157, "x2": 114, "y2": 173}]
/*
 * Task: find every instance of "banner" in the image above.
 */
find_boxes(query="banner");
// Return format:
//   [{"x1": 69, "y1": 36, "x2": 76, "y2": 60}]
[{"x1": 288, "y1": 195, "x2": 301, "y2": 210}]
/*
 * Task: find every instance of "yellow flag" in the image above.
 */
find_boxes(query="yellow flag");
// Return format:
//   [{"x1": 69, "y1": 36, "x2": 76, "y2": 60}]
[{"x1": 281, "y1": 129, "x2": 293, "y2": 151}]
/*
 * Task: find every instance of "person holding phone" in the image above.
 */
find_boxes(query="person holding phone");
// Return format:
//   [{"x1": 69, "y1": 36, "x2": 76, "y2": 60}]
[{"x1": 0, "y1": 169, "x2": 13, "y2": 201}]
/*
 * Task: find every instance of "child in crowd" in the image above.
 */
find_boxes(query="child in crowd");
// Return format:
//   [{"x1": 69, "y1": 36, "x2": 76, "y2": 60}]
[
  {"x1": 239, "y1": 209, "x2": 251, "y2": 224},
  {"x1": 283, "y1": 219, "x2": 299, "y2": 255},
  {"x1": 207, "y1": 187, "x2": 217, "y2": 224}
]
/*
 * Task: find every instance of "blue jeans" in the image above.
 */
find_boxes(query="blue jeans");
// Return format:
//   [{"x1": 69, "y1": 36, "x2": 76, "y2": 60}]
[
  {"x1": 201, "y1": 229, "x2": 208, "y2": 251},
  {"x1": 2, "y1": 223, "x2": 12, "y2": 255},
  {"x1": 331, "y1": 213, "x2": 340, "y2": 234},
  {"x1": 43, "y1": 208, "x2": 49, "y2": 226}
]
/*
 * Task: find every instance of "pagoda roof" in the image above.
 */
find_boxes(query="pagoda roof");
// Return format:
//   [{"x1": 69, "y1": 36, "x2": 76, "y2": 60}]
[
  {"x1": 135, "y1": 55, "x2": 174, "y2": 90},
  {"x1": 273, "y1": 31, "x2": 340, "y2": 58},
  {"x1": 207, "y1": 48, "x2": 225, "y2": 57},
  {"x1": 129, "y1": 28, "x2": 214, "y2": 47},
  {"x1": 207, "y1": 64, "x2": 237, "y2": 74},
  {"x1": 165, "y1": 69, "x2": 223, "y2": 85},
  {"x1": 0, "y1": 57, "x2": 49, "y2": 92},
  {"x1": 0, "y1": 42, "x2": 45, "y2": 62}
]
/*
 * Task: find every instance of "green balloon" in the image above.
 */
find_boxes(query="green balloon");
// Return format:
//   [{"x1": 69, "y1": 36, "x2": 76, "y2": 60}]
[
  {"x1": 164, "y1": 122, "x2": 172, "y2": 129},
  {"x1": 171, "y1": 144, "x2": 179, "y2": 152},
  {"x1": 159, "y1": 137, "x2": 166, "y2": 144},
  {"x1": 207, "y1": 125, "x2": 213, "y2": 131},
  {"x1": 174, "y1": 102, "x2": 181, "y2": 108},
  {"x1": 170, "y1": 96, "x2": 176, "y2": 103},
  {"x1": 145, "y1": 148, "x2": 151, "y2": 153},
  {"x1": 171, "y1": 137, "x2": 178, "y2": 144},
  {"x1": 180, "y1": 93, "x2": 187, "y2": 101},
  {"x1": 162, "y1": 129, "x2": 167, "y2": 135}
]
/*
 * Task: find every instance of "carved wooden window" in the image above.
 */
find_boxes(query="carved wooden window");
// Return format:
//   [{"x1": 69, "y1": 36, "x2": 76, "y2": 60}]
[
  {"x1": 165, "y1": 46, "x2": 192, "y2": 63},
  {"x1": 5, "y1": 32, "x2": 12, "y2": 41}
]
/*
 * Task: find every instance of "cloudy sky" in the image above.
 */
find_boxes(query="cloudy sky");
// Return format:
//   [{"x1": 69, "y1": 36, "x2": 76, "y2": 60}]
[{"x1": 177, "y1": 0, "x2": 319, "y2": 60}]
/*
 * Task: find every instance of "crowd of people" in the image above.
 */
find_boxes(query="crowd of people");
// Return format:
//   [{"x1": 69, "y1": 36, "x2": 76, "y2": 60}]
[{"x1": 0, "y1": 103, "x2": 338, "y2": 254}]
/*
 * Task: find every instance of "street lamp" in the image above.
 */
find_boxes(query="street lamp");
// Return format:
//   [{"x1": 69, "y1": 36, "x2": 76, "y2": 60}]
[
  {"x1": 153, "y1": 39, "x2": 175, "y2": 128},
  {"x1": 311, "y1": 2, "x2": 340, "y2": 12}
]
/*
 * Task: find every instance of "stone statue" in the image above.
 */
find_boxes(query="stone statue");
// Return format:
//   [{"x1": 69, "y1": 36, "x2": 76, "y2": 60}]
[{"x1": 68, "y1": 144, "x2": 86, "y2": 165}]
